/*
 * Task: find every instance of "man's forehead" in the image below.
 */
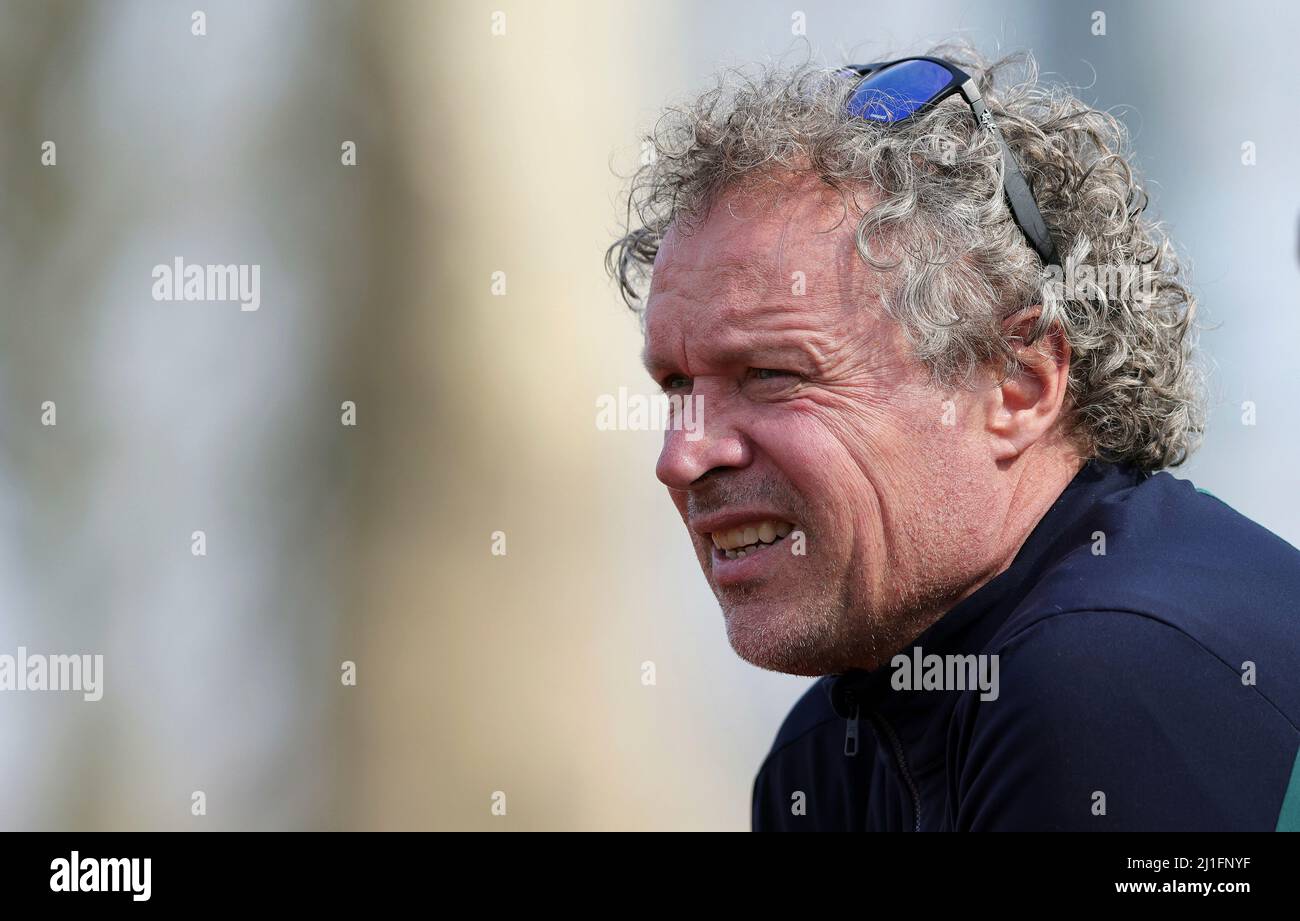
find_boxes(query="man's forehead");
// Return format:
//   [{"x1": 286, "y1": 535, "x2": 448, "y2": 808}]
[
  {"x1": 642, "y1": 248, "x2": 885, "y2": 375},
  {"x1": 654, "y1": 185, "x2": 856, "y2": 278},
  {"x1": 649, "y1": 208, "x2": 874, "y2": 326},
  {"x1": 652, "y1": 249, "x2": 783, "y2": 298},
  {"x1": 640, "y1": 178, "x2": 886, "y2": 370}
]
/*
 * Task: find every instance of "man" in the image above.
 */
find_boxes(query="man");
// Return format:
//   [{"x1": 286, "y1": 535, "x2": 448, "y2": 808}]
[{"x1": 607, "y1": 47, "x2": 1300, "y2": 831}]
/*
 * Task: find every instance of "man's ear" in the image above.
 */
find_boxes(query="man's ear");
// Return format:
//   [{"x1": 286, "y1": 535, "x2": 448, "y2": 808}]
[{"x1": 985, "y1": 307, "x2": 1071, "y2": 461}]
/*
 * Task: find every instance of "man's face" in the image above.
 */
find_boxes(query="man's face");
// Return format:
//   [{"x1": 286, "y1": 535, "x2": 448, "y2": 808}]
[{"x1": 643, "y1": 175, "x2": 1000, "y2": 676}]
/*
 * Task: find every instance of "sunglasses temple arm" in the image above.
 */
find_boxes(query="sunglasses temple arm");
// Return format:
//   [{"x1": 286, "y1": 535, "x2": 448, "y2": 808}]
[
  {"x1": 998, "y1": 142, "x2": 1059, "y2": 267},
  {"x1": 962, "y1": 81, "x2": 1060, "y2": 267}
]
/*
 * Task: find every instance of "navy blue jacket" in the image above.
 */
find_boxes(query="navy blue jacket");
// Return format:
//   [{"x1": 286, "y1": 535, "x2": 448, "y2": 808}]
[{"x1": 752, "y1": 460, "x2": 1300, "y2": 831}]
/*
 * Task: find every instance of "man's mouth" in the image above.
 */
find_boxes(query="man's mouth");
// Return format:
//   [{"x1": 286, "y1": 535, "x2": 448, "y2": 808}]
[{"x1": 709, "y1": 519, "x2": 794, "y2": 559}]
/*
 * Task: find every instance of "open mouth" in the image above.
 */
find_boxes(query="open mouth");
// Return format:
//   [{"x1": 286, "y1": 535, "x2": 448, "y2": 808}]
[{"x1": 710, "y1": 519, "x2": 794, "y2": 560}]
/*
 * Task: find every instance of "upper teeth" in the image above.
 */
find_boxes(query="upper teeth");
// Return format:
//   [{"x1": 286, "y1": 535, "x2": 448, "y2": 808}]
[{"x1": 710, "y1": 519, "x2": 794, "y2": 551}]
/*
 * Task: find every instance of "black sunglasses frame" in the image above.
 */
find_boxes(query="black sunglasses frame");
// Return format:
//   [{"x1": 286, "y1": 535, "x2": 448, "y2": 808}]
[{"x1": 843, "y1": 56, "x2": 1059, "y2": 267}]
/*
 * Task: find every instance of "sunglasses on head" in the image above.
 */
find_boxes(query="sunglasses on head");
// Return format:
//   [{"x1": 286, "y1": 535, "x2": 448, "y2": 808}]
[{"x1": 838, "y1": 56, "x2": 1059, "y2": 267}]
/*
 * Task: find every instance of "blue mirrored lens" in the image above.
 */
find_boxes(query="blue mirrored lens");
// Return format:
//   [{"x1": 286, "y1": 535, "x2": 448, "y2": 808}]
[{"x1": 846, "y1": 59, "x2": 954, "y2": 122}]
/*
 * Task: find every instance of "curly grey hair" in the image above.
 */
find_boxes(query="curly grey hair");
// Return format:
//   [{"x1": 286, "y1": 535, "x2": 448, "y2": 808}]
[{"x1": 607, "y1": 45, "x2": 1205, "y2": 471}]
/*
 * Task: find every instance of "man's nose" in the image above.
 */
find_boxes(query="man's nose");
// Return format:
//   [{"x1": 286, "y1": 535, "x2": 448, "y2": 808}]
[{"x1": 655, "y1": 400, "x2": 751, "y2": 490}]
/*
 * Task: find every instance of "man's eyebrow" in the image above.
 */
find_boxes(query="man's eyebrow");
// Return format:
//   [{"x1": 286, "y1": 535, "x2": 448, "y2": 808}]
[
  {"x1": 641, "y1": 336, "x2": 818, "y2": 379},
  {"x1": 711, "y1": 339, "x2": 818, "y2": 368}
]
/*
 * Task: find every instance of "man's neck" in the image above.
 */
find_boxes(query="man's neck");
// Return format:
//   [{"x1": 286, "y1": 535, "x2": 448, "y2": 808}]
[
  {"x1": 859, "y1": 446, "x2": 1087, "y2": 673},
  {"x1": 961, "y1": 445, "x2": 1086, "y2": 605}
]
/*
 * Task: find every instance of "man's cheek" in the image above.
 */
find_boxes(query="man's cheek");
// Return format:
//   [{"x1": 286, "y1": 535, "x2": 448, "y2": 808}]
[
  {"x1": 789, "y1": 392, "x2": 898, "y2": 452},
  {"x1": 749, "y1": 408, "x2": 848, "y2": 473}
]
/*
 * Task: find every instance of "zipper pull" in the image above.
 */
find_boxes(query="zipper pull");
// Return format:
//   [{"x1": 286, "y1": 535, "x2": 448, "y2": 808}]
[{"x1": 843, "y1": 694, "x2": 860, "y2": 757}]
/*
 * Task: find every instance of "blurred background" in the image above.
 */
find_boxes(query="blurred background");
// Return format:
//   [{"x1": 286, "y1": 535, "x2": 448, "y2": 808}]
[{"x1": 0, "y1": 0, "x2": 1295, "y2": 831}]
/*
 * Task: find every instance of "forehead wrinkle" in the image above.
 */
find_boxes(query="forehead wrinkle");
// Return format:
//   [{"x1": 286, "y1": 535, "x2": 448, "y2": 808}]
[
  {"x1": 644, "y1": 192, "x2": 883, "y2": 377},
  {"x1": 698, "y1": 252, "x2": 862, "y2": 367},
  {"x1": 709, "y1": 312, "x2": 841, "y2": 371},
  {"x1": 708, "y1": 255, "x2": 777, "y2": 304}
]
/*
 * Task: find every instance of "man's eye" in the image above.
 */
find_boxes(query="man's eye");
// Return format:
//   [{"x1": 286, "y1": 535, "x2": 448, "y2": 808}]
[
  {"x1": 750, "y1": 368, "x2": 794, "y2": 381},
  {"x1": 661, "y1": 374, "x2": 691, "y2": 391}
]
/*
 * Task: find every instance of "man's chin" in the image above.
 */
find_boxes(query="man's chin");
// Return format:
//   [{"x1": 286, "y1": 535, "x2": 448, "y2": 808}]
[{"x1": 719, "y1": 597, "x2": 845, "y2": 677}]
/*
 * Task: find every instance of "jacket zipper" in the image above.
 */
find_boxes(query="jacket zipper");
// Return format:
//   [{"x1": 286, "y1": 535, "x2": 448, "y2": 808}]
[
  {"x1": 843, "y1": 698, "x2": 860, "y2": 756},
  {"x1": 842, "y1": 689, "x2": 921, "y2": 831},
  {"x1": 870, "y1": 711, "x2": 922, "y2": 832}
]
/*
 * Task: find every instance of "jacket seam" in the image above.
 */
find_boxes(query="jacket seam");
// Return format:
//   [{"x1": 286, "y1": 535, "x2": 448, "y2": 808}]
[{"x1": 992, "y1": 606, "x2": 1300, "y2": 734}]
